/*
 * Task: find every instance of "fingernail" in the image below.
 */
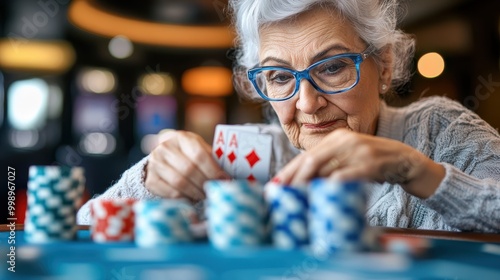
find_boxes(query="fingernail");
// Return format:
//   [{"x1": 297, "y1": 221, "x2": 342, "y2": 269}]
[{"x1": 271, "y1": 177, "x2": 281, "y2": 184}]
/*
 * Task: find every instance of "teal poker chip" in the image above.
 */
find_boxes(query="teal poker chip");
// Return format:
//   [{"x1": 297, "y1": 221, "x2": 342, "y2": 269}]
[
  {"x1": 134, "y1": 199, "x2": 193, "y2": 247},
  {"x1": 204, "y1": 180, "x2": 266, "y2": 249},
  {"x1": 25, "y1": 165, "x2": 85, "y2": 243}
]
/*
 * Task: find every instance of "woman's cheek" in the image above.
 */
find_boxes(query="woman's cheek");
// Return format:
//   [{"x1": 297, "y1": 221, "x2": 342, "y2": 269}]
[
  {"x1": 271, "y1": 102, "x2": 294, "y2": 125},
  {"x1": 271, "y1": 102, "x2": 303, "y2": 148}
]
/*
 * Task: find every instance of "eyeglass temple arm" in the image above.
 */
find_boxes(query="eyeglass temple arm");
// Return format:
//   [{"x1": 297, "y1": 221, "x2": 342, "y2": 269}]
[{"x1": 362, "y1": 44, "x2": 377, "y2": 59}]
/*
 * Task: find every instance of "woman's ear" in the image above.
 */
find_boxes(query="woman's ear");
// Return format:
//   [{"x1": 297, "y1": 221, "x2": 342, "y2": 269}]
[{"x1": 378, "y1": 44, "x2": 393, "y2": 95}]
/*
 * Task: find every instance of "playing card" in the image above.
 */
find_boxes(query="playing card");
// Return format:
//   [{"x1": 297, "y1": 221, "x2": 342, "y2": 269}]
[
  {"x1": 212, "y1": 125, "x2": 228, "y2": 167},
  {"x1": 234, "y1": 131, "x2": 272, "y2": 184},
  {"x1": 212, "y1": 125, "x2": 259, "y2": 176}
]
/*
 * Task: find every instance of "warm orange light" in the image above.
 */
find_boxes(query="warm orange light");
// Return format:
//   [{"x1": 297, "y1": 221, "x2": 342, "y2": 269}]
[
  {"x1": 68, "y1": 0, "x2": 235, "y2": 49},
  {"x1": 418, "y1": 52, "x2": 445, "y2": 78},
  {"x1": 0, "y1": 40, "x2": 75, "y2": 73},
  {"x1": 182, "y1": 67, "x2": 233, "y2": 97}
]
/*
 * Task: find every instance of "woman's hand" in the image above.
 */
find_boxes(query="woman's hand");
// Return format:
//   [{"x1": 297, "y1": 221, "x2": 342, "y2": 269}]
[
  {"x1": 274, "y1": 128, "x2": 445, "y2": 198},
  {"x1": 145, "y1": 130, "x2": 230, "y2": 201}
]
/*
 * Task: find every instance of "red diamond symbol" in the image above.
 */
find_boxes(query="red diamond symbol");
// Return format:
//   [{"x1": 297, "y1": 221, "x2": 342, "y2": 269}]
[
  {"x1": 247, "y1": 174, "x2": 256, "y2": 181},
  {"x1": 215, "y1": 147, "x2": 224, "y2": 159},
  {"x1": 227, "y1": 151, "x2": 236, "y2": 163},
  {"x1": 245, "y1": 149, "x2": 260, "y2": 167}
]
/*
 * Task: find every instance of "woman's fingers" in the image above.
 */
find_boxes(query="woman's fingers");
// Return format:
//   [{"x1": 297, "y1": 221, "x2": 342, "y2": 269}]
[
  {"x1": 275, "y1": 129, "x2": 352, "y2": 184},
  {"x1": 145, "y1": 130, "x2": 229, "y2": 201},
  {"x1": 176, "y1": 132, "x2": 230, "y2": 181},
  {"x1": 147, "y1": 150, "x2": 206, "y2": 200},
  {"x1": 275, "y1": 127, "x2": 442, "y2": 198},
  {"x1": 144, "y1": 159, "x2": 182, "y2": 199},
  {"x1": 156, "y1": 142, "x2": 208, "y2": 193},
  {"x1": 273, "y1": 155, "x2": 310, "y2": 185},
  {"x1": 275, "y1": 148, "x2": 336, "y2": 185}
]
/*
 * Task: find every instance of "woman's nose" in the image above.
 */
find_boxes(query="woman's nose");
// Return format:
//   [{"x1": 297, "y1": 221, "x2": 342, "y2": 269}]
[{"x1": 295, "y1": 79, "x2": 327, "y2": 114}]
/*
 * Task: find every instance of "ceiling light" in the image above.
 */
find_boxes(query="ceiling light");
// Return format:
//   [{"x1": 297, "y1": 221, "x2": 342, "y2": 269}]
[
  {"x1": 182, "y1": 66, "x2": 233, "y2": 96},
  {"x1": 0, "y1": 40, "x2": 75, "y2": 73},
  {"x1": 68, "y1": 0, "x2": 234, "y2": 48}
]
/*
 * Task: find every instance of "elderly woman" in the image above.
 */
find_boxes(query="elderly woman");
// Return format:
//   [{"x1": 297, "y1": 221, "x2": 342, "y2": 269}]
[{"x1": 77, "y1": 0, "x2": 500, "y2": 232}]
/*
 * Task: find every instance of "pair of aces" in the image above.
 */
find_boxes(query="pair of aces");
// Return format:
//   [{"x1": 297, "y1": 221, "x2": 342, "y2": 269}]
[{"x1": 212, "y1": 125, "x2": 272, "y2": 184}]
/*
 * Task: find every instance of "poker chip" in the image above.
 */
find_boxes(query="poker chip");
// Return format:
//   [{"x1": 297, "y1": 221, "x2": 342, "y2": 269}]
[
  {"x1": 90, "y1": 199, "x2": 135, "y2": 243},
  {"x1": 264, "y1": 182, "x2": 309, "y2": 249},
  {"x1": 204, "y1": 180, "x2": 266, "y2": 249},
  {"x1": 134, "y1": 199, "x2": 193, "y2": 247},
  {"x1": 24, "y1": 165, "x2": 85, "y2": 243},
  {"x1": 309, "y1": 179, "x2": 366, "y2": 255}
]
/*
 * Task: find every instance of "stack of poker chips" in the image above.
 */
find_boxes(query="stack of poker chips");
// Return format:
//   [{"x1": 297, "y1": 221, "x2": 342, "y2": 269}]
[
  {"x1": 204, "y1": 180, "x2": 266, "y2": 249},
  {"x1": 24, "y1": 165, "x2": 85, "y2": 243},
  {"x1": 90, "y1": 199, "x2": 135, "y2": 242},
  {"x1": 264, "y1": 182, "x2": 309, "y2": 249},
  {"x1": 309, "y1": 179, "x2": 366, "y2": 255},
  {"x1": 134, "y1": 199, "x2": 193, "y2": 247}
]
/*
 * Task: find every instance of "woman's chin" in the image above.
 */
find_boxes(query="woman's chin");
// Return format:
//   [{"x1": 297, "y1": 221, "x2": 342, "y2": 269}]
[{"x1": 299, "y1": 134, "x2": 327, "y2": 150}]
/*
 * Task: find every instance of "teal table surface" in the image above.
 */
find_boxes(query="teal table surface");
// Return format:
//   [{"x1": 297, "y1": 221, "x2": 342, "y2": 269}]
[{"x1": 1, "y1": 227, "x2": 500, "y2": 280}]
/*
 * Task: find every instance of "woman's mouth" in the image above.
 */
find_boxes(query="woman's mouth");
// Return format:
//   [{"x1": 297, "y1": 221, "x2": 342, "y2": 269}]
[{"x1": 302, "y1": 120, "x2": 345, "y2": 131}]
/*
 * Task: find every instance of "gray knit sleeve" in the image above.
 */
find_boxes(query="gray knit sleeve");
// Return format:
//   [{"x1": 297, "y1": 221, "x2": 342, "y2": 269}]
[
  {"x1": 77, "y1": 156, "x2": 160, "y2": 225},
  {"x1": 424, "y1": 163, "x2": 500, "y2": 232},
  {"x1": 416, "y1": 97, "x2": 500, "y2": 232}
]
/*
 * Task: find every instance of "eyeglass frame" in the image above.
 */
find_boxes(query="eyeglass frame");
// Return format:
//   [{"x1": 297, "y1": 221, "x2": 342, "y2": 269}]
[{"x1": 247, "y1": 45, "x2": 376, "y2": 101}]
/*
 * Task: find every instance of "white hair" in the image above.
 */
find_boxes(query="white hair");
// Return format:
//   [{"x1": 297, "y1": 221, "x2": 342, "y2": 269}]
[{"x1": 229, "y1": 0, "x2": 415, "y2": 98}]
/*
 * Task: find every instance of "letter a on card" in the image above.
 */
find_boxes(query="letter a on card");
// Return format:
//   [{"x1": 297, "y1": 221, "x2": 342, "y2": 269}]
[{"x1": 212, "y1": 125, "x2": 227, "y2": 167}]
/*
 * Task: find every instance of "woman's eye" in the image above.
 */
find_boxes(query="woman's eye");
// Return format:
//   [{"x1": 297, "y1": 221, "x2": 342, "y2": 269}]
[
  {"x1": 269, "y1": 72, "x2": 293, "y2": 83},
  {"x1": 321, "y1": 62, "x2": 346, "y2": 74}
]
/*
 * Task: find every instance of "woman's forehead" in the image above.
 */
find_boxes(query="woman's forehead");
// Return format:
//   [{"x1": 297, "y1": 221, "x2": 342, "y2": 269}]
[{"x1": 258, "y1": 7, "x2": 363, "y2": 59}]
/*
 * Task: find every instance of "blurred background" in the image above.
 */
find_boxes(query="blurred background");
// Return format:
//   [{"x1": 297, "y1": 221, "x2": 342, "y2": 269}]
[{"x1": 0, "y1": 0, "x2": 499, "y2": 224}]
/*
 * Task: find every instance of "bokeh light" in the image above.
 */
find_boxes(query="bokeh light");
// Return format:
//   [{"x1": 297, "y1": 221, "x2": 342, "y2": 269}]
[
  {"x1": 79, "y1": 68, "x2": 116, "y2": 94},
  {"x1": 418, "y1": 52, "x2": 445, "y2": 78},
  {"x1": 9, "y1": 130, "x2": 40, "y2": 149},
  {"x1": 182, "y1": 66, "x2": 233, "y2": 96},
  {"x1": 108, "y1": 35, "x2": 134, "y2": 59},
  {"x1": 7, "y1": 78, "x2": 49, "y2": 130},
  {"x1": 139, "y1": 73, "x2": 176, "y2": 95},
  {"x1": 80, "y1": 132, "x2": 116, "y2": 155}
]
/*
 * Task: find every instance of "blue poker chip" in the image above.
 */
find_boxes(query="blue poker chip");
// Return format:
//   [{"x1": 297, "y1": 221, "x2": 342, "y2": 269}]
[
  {"x1": 25, "y1": 166, "x2": 85, "y2": 244},
  {"x1": 134, "y1": 199, "x2": 193, "y2": 247},
  {"x1": 309, "y1": 178, "x2": 366, "y2": 255},
  {"x1": 264, "y1": 182, "x2": 309, "y2": 249},
  {"x1": 204, "y1": 180, "x2": 266, "y2": 249}
]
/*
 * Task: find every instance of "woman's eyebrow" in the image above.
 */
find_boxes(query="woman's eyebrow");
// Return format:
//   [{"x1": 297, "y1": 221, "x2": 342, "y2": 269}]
[
  {"x1": 260, "y1": 56, "x2": 291, "y2": 67},
  {"x1": 260, "y1": 44, "x2": 351, "y2": 66},
  {"x1": 311, "y1": 44, "x2": 350, "y2": 61}
]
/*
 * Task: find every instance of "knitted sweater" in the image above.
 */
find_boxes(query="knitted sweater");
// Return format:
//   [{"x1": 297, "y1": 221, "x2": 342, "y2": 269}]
[{"x1": 77, "y1": 96, "x2": 500, "y2": 233}]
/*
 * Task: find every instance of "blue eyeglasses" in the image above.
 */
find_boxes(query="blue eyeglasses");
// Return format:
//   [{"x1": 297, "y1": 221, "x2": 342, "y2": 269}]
[{"x1": 247, "y1": 45, "x2": 375, "y2": 101}]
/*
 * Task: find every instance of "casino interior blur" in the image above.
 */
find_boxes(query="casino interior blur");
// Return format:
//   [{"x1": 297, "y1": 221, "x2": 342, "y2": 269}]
[{"x1": 0, "y1": 0, "x2": 499, "y2": 224}]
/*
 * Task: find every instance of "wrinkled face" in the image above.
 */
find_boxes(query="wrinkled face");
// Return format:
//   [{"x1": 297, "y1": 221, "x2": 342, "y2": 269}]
[{"x1": 258, "y1": 6, "x2": 391, "y2": 150}]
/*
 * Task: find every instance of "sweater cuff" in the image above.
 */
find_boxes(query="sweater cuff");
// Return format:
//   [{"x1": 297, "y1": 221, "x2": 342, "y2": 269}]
[
  {"x1": 77, "y1": 155, "x2": 159, "y2": 224},
  {"x1": 421, "y1": 163, "x2": 479, "y2": 228}
]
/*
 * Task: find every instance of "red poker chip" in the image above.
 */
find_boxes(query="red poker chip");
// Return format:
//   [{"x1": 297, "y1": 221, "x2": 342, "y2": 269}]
[{"x1": 90, "y1": 199, "x2": 136, "y2": 242}]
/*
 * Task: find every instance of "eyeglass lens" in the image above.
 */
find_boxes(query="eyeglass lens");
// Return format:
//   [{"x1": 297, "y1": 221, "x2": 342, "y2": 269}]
[{"x1": 254, "y1": 56, "x2": 359, "y2": 100}]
